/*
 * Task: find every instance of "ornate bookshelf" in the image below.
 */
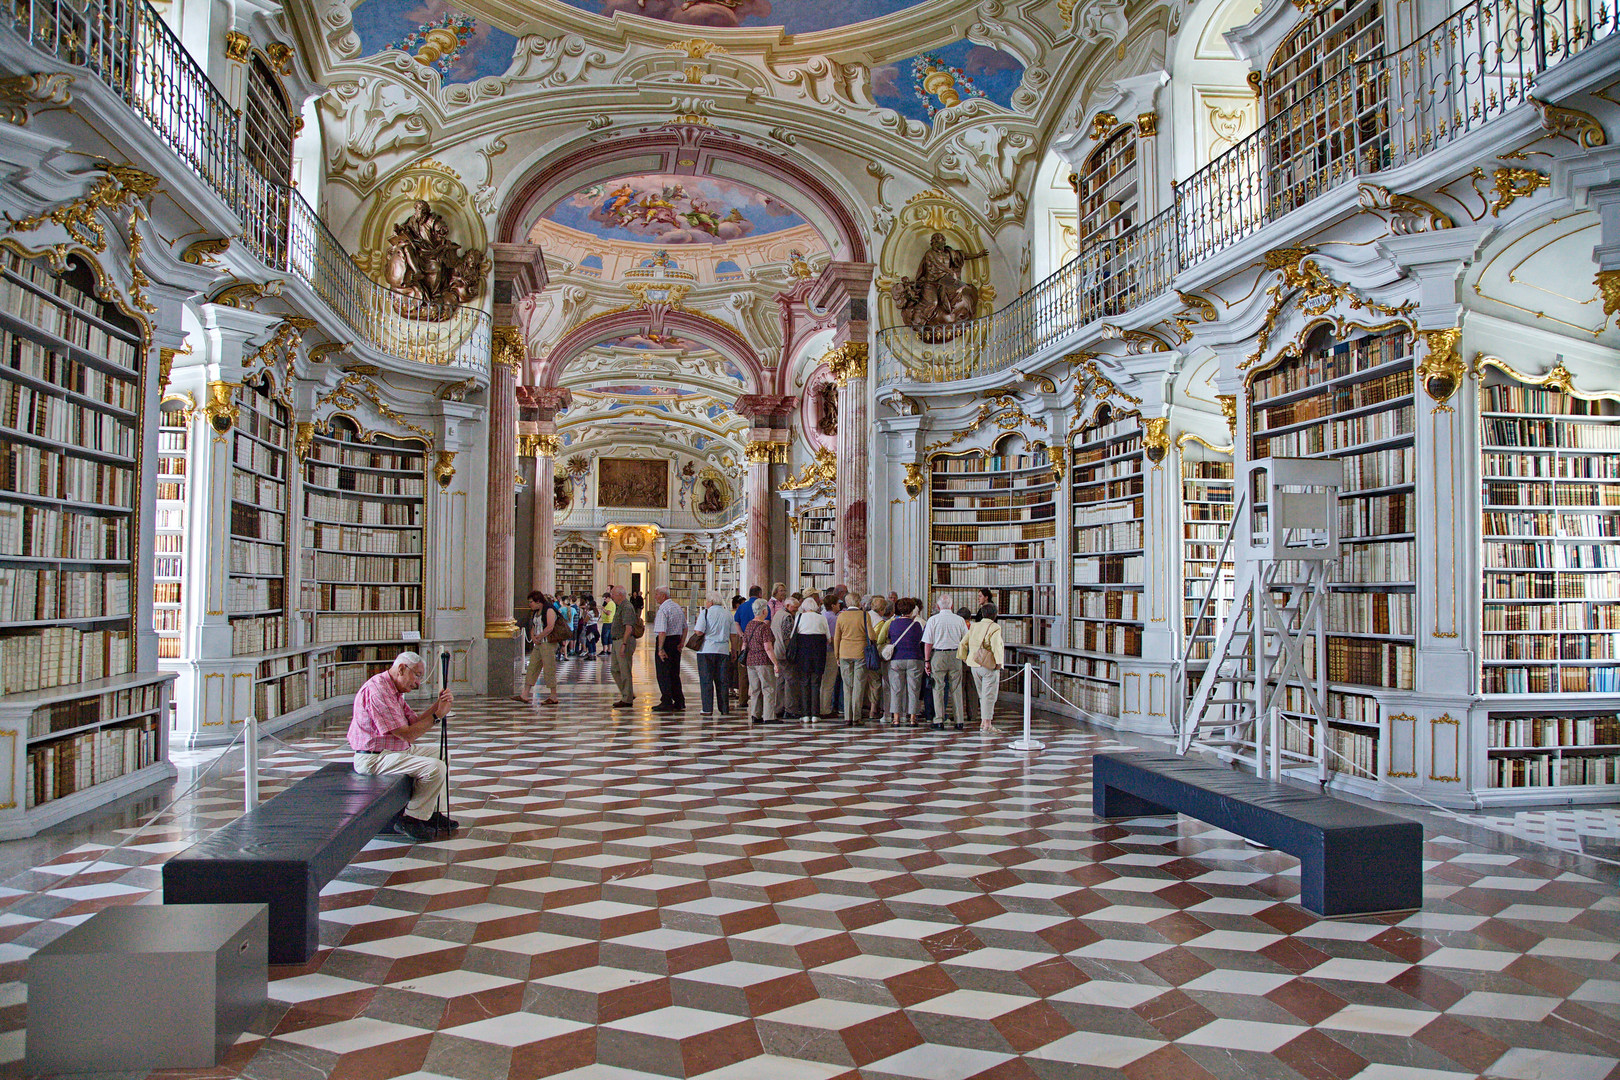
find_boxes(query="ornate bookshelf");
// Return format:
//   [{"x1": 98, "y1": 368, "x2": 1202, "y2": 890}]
[
  {"x1": 555, "y1": 540, "x2": 594, "y2": 600},
  {"x1": 1249, "y1": 325, "x2": 1415, "y2": 782},
  {"x1": 1180, "y1": 441, "x2": 1235, "y2": 684},
  {"x1": 301, "y1": 420, "x2": 425, "y2": 669},
  {"x1": 669, "y1": 541, "x2": 707, "y2": 611},
  {"x1": 930, "y1": 443, "x2": 1057, "y2": 647},
  {"x1": 797, "y1": 505, "x2": 835, "y2": 594},
  {"x1": 154, "y1": 401, "x2": 188, "y2": 661},
  {"x1": 1478, "y1": 362, "x2": 1620, "y2": 793},
  {"x1": 1077, "y1": 125, "x2": 1138, "y2": 247},
  {"x1": 0, "y1": 249, "x2": 171, "y2": 835},
  {"x1": 230, "y1": 373, "x2": 290, "y2": 657},
  {"x1": 1068, "y1": 410, "x2": 1143, "y2": 714}
]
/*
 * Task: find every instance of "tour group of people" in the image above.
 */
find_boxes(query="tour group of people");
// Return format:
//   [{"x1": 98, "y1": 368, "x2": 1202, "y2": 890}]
[{"x1": 348, "y1": 584, "x2": 1008, "y2": 842}]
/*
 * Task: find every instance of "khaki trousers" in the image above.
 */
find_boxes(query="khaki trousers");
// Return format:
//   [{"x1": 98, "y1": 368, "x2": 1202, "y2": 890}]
[
  {"x1": 353, "y1": 746, "x2": 446, "y2": 820},
  {"x1": 612, "y1": 640, "x2": 636, "y2": 701},
  {"x1": 970, "y1": 664, "x2": 1000, "y2": 724},
  {"x1": 931, "y1": 652, "x2": 967, "y2": 724},
  {"x1": 747, "y1": 663, "x2": 778, "y2": 722},
  {"x1": 839, "y1": 658, "x2": 867, "y2": 725},
  {"x1": 524, "y1": 645, "x2": 557, "y2": 695}
]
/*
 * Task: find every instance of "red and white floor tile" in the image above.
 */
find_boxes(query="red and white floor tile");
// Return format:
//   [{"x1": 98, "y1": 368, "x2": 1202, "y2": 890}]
[{"x1": 0, "y1": 651, "x2": 1616, "y2": 1080}]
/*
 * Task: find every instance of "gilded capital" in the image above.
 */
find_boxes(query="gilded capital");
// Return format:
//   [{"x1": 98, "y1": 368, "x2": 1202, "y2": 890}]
[
  {"x1": 536, "y1": 433, "x2": 562, "y2": 458},
  {"x1": 744, "y1": 439, "x2": 788, "y2": 464},
  {"x1": 827, "y1": 342, "x2": 869, "y2": 387},
  {"x1": 1216, "y1": 393, "x2": 1237, "y2": 437},
  {"x1": 1137, "y1": 111, "x2": 1158, "y2": 137},
  {"x1": 903, "y1": 462, "x2": 926, "y2": 499},
  {"x1": 294, "y1": 421, "x2": 315, "y2": 460},
  {"x1": 516, "y1": 433, "x2": 540, "y2": 458},
  {"x1": 491, "y1": 325, "x2": 525, "y2": 370},
  {"x1": 224, "y1": 31, "x2": 251, "y2": 62}
]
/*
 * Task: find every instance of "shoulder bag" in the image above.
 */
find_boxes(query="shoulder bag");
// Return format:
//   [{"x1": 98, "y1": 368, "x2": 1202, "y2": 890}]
[
  {"x1": 784, "y1": 614, "x2": 802, "y2": 664},
  {"x1": 685, "y1": 607, "x2": 712, "y2": 652},
  {"x1": 862, "y1": 613, "x2": 882, "y2": 672},
  {"x1": 972, "y1": 622, "x2": 1001, "y2": 670},
  {"x1": 545, "y1": 607, "x2": 572, "y2": 644},
  {"x1": 881, "y1": 619, "x2": 917, "y2": 662}
]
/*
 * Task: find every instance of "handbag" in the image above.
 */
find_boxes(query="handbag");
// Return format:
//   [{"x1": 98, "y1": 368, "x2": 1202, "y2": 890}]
[
  {"x1": 784, "y1": 614, "x2": 801, "y2": 664},
  {"x1": 881, "y1": 618, "x2": 917, "y2": 663},
  {"x1": 685, "y1": 607, "x2": 712, "y2": 652},
  {"x1": 545, "y1": 608, "x2": 571, "y2": 644},
  {"x1": 862, "y1": 613, "x2": 882, "y2": 672},
  {"x1": 972, "y1": 623, "x2": 1000, "y2": 670}
]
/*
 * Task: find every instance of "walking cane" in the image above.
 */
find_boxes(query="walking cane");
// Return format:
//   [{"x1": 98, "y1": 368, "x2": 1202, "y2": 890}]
[{"x1": 438, "y1": 649, "x2": 451, "y2": 816}]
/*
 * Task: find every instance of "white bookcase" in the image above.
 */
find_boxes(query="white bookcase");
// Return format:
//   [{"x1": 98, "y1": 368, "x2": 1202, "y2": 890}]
[{"x1": 0, "y1": 249, "x2": 172, "y2": 835}]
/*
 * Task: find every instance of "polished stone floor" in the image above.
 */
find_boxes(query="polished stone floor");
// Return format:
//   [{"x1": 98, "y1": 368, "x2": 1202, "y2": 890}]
[{"x1": 0, "y1": 651, "x2": 1617, "y2": 1080}]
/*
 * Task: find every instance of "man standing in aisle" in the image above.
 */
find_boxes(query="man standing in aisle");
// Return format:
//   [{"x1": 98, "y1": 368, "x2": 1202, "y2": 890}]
[
  {"x1": 832, "y1": 590, "x2": 869, "y2": 726},
  {"x1": 348, "y1": 651, "x2": 455, "y2": 842},
  {"x1": 922, "y1": 594, "x2": 969, "y2": 729},
  {"x1": 652, "y1": 585, "x2": 688, "y2": 712},
  {"x1": 609, "y1": 584, "x2": 640, "y2": 708}
]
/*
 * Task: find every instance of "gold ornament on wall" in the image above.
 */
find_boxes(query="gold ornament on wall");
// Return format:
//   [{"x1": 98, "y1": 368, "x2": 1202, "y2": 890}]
[
  {"x1": 536, "y1": 433, "x2": 562, "y2": 458},
  {"x1": 1137, "y1": 112, "x2": 1158, "y2": 137},
  {"x1": 204, "y1": 381, "x2": 240, "y2": 434},
  {"x1": 516, "y1": 433, "x2": 540, "y2": 458},
  {"x1": 1088, "y1": 112, "x2": 1119, "y2": 141},
  {"x1": 1142, "y1": 417, "x2": 1171, "y2": 465},
  {"x1": 1488, "y1": 168, "x2": 1549, "y2": 215},
  {"x1": 827, "y1": 342, "x2": 869, "y2": 386},
  {"x1": 294, "y1": 421, "x2": 315, "y2": 460},
  {"x1": 1597, "y1": 269, "x2": 1620, "y2": 327},
  {"x1": 433, "y1": 450, "x2": 457, "y2": 489},
  {"x1": 780, "y1": 447, "x2": 837, "y2": 493},
  {"x1": 180, "y1": 236, "x2": 230, "y2": 266},
  {"x1": 1216, "y1": 393, "x2": 1237, "y2": 438},
  {"x1": 491, "y1": 325, "x2": 524, "y2": 369},
  {"x1": 903, "y1": 462, "x2": 926, "y2": 500},
  {"x1": 1417, "y1": 328, "x2": 1465, "y2": 409},
  {"x1": 223, "y1": 31, "x2": 251, "y2": 62}
]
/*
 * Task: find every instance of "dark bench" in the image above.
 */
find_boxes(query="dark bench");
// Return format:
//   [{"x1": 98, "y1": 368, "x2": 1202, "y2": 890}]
[
  {"x1": 162, "y1": 763, "x2": 411, "y2": 964},
  {"x1": 1092, "y1": 751, "x2": 1422, "y2": 916}
]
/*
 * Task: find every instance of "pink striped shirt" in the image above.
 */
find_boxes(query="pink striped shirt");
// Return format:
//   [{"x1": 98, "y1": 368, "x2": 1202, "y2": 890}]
[{"x1": 347, "y1": 671, "x2": 413, "y2": 752}]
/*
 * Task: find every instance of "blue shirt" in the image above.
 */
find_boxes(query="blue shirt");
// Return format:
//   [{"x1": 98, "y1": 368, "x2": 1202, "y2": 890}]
[{"x1": 735, "y1": 601, "x2": 755, "y2": 633}]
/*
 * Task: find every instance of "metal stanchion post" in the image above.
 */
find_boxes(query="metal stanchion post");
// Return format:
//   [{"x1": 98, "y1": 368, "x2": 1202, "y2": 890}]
[
  {"x1": 243, "y1": 715, "x2": 259, "y2": 811},
  {"x1": 438, "y1": 650, "x2": 452, "y2": 816},
  {"x1": 1009, "y1": 661, "x2": 1044, "y2": 752}
]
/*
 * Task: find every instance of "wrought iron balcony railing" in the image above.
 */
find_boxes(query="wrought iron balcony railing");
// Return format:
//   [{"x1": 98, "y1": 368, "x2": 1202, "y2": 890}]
[
  {"x1": 877, "y1": 0, "x2": 1618, "y2": 388},
  {"x1": 7, "y1": 0, "x2": 490, "y2": 375}
]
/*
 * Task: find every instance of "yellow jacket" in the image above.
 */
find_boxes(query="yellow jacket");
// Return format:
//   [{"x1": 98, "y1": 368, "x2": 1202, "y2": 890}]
[
  {"x1": 832, "y1": 608, "x2": 870, "y2": 660},
  {"x1": 958, "y1": 618, "x2": 1005, "y2": 669}
]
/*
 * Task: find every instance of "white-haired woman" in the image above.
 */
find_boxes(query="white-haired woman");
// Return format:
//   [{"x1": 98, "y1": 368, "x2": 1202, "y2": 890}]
[{"x1": 694, "y1": 593, "x2": 734, "y2": 717}]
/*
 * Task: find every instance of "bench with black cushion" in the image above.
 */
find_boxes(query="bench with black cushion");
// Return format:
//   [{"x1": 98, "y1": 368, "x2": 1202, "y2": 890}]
[
  {"x1": 1092, "y1": 750, "x2": 1422, "y2": 917},
  {"x1": 163, "y1": 763, "x2": 411, "y2": 964}
]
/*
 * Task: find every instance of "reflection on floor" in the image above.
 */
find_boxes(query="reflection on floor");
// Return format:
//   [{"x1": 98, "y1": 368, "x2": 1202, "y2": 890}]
[{"x1": 0, "y1": 651, "x2": 1616, "y2": 1080}]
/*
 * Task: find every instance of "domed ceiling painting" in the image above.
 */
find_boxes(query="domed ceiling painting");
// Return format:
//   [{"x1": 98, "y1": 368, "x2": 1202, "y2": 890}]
[
  {"x1": 350, "y1": 0, "x2": 519, "y2": 83},
  {"x1": 543, "y1": 175, "x2": 809, "y2": 246},
  {"x1": 556, "y1": 0, "x2": 928, "y2": 32}
]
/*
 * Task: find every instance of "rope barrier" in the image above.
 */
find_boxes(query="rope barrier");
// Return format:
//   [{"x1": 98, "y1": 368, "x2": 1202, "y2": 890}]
[{"x1": 38, "y1": 725, "x2": 250, "y2": 898}]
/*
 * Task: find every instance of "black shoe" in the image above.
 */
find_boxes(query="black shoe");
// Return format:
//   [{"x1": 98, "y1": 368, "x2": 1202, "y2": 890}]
[
  {"x1": 612, "y1": 700, "x2": 634, "y2": 708},
  {"x1": 393, "y1": 815, "x2": 438, "y2": 842},
  {"x1": 653, "y1": 704, "x2": 678, "y2": 713},
  {"x1": 427, "y1": 810, "x2": 459, "y2": 836}
]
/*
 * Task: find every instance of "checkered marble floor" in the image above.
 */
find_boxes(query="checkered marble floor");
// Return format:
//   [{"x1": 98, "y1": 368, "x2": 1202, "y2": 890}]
[{"x1": 0, "y1": 653, "x2": 1617, "y2": 1080}]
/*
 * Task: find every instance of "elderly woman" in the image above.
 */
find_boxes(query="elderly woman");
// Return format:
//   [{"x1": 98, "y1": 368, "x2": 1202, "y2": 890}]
[
  {"x1": 882, "y1": 597, "x2": 926, "y2": 725},
  {"x1": 693, "y1": 593, "x2": 735, "y2": 717},
  {"x1": 793, "y1": 591, "x2": 829, "y2": 724},
  {"x1": 958, "y1": 603, "x2": 1006, "y2": 733},
  {"x1": 864, "y1": 596, "x2": 891, "y2": 721},
  {"x1": 740, "y1": 598, "x2": 780, "y2": 725}
]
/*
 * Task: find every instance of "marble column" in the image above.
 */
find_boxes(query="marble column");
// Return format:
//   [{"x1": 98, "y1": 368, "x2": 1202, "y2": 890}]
[
  {"x1": 484, "y1": 330, "x2": 521, "y2": 694},
  {"x1": 528, "y1": 388, "x2": 571, "y2": 595},
  {"x1": 810, "y1": 261, "x2": 875, "y2": 595},
  {"x1": 734, "y1": 395, "x2": 794, "y2": 595},
  {"x1": 832, "y1": 349, "x2": 870, "y2": 594}
]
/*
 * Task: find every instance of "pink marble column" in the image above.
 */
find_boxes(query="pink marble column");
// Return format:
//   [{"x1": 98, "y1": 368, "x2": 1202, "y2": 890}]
[
  {"x1": 735, "y1": 395, "x2": 796, "y2": 594},
  {"x1": 835, "y1": 360, "x2": 870, "y2": 595},
  {"x1": 810, "y1": 262, "x2": 875, "y2": 595}
]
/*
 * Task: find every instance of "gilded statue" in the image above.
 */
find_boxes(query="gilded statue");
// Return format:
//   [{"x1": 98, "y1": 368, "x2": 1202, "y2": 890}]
[
  {"x1": 383, "y1": 199, "x2": 486, "y2": 317},
  {"x1": 890, "y1": 232, "x2": 987, "y2": 339}
]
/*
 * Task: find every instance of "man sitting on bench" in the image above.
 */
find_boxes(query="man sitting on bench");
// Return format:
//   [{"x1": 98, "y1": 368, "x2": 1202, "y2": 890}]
[{"x1": 348, "y1": 651, "x2": 456, "y2": 842}]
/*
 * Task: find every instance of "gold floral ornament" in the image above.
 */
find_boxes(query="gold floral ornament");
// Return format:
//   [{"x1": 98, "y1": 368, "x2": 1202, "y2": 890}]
[
  {"x1": 535, "y1": 433, "x2": 562, "y2": 458},
  {"x1": 1242, "y1": 246, "x2": 1417, "y2": 370},
  {"x1": 1597, "y1": 269, "x2": 1620, "y2": 328},
  {"x1": 490, "y1": 325, "x2": 524, "y2": 369},
  {"x1": 6, "y1": 163, "x2": 156, "y2": 253},
  {"x1": 1417, "y1": 328, "x2": 1464, "y2": 409},
  {"x1": 1216, "y1": 393, "x2": 1237, "y2": 438},
  {"x1": 1488, "y1": 168, "x2": 1548, "y2": 215},
  {"x1": 294, "y1": 421, "x2": 315, "y2": 460},
  {"x1": 779, "y1": 447, "x2": 836, "y2": 493},
  {"x1": 204, "y1": 381, "x2": 241, "y2": 434}
]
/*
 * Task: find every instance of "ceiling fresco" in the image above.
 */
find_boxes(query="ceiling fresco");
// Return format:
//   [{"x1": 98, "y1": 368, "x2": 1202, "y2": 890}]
[
  {"x1": 350, "y1": 0, "x2": 519, "y2": 83},
  {"x1": 553, "y1": 0, "x2": 929, "y2": 32},
  {"x1": 581, "y1": 385, "x2": 704, "y2": 397},
  {"x1": 543, "y1": 175, "x2": 808, "y2": 246},
  {"x1": 593, "y1": 332, "x2": 696, "y2": 349},
  {"x1": 873, "y1": 39, "x2": 1026, "y2": 123}
]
